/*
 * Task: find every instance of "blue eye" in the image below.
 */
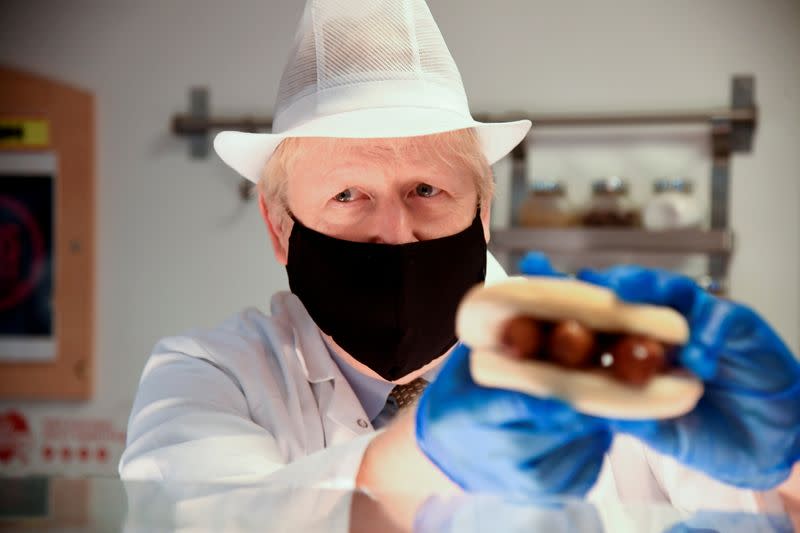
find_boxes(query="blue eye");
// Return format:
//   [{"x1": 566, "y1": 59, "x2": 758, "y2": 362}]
[
  {"x1": 415, "y1": 183, "x2": 441, "y2": 198},
  {"x1": 334, "y1": 189, "x2": 355, "y2": 202}
]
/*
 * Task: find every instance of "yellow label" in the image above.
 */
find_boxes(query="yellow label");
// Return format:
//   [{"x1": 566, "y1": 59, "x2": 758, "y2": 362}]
[{"x1": 0, "y1": 119, "x2": 50, "y2": 147}]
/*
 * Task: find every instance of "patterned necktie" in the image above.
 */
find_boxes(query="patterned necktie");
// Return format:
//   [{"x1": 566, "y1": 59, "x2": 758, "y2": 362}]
[{"x1": 388, "y1": 377, "x2": 429, "y2": 411}]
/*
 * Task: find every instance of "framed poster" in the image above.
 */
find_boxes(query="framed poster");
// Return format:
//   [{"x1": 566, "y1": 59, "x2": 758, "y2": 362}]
[
  {"x1": 0, "y1": 67, "x2": 95, "y2": 400},
  {"x1": 0, "y1": 154, "x2": 56, "y2": 362}
]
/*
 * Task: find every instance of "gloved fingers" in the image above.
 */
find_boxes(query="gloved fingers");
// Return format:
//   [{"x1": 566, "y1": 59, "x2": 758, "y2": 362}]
[
  {"x1": 466, "y1": 388, "x2": 586, "y2": 428},
  {"x1": 608, "y1": 414, "x2": 753, "y2": 488},
  {"x1": 528, "y1": 429, "x2": 611, "y2": 497},
  {"x1": 505, "y1": 394, "x2": 585, "y2": 428},
  {"x1": 576, "y1": 265, "x2": 699, "y2": 316},
  {"x1": 577, "y1": 265, "x2": 721, "y2": 377},
  {"x1": 690, "y1": 313, "x2": 791, "y2": 388},
  {"x1": 487, "y1": 395, "x2": 611, "y2": 436},
  {"x1": 425, "y1": 344, "x2": 580, "y2": 427},
  {"x1": 432, "y1": 342, "x2": 474, "y2": 385},
  {"x1": 467, "y1": 424, "x2": 584, "y2": 466},
  {"x1": 436, "y1": 344, "x2": 602, "y2": 423},
  {"x1": 519, "y1": 252, "x2": 567, "y2": 278},
  {"x1": 428, "y1": 351, "x2": 610, "y2": 434},
  {"x1": 687, "y1": 300, "x2": 799, "y2": 388},
  {"x1": 607, "y1": 417, "x2": 682, "y2": 460},
  {"x1": 678, "y1": 342, "x2": 719, "y2": 381}
]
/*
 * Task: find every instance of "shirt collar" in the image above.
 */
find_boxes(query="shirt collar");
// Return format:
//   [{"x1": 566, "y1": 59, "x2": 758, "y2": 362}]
[
  {"x1": 323, "y1": 336, "x2": 395, "y2": 421},
  {"x1": 323, "y1": 334, "x2": 454, "y2": 421}
]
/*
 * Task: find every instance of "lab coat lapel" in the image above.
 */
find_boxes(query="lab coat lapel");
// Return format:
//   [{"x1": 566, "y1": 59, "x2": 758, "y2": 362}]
[
  {"x1": 295, "y1": 332, "x2": 374, "y2": 446},
  {"x1": 282, "y1": 293, "x2": 373, "y2": 445},
  {"x1": 322, "y1": 364, "x2": 374, "y2": 445}
]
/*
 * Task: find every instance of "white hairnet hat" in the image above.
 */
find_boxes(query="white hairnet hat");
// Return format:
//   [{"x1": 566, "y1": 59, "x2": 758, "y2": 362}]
[{"x1": 214, "y1": 0, "x2": 532, "y2": 184}]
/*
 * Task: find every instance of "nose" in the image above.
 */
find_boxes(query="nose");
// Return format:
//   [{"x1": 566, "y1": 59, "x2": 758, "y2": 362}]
[{"x1": 369, "y1": 201, "x2": 417, "y2": 244}]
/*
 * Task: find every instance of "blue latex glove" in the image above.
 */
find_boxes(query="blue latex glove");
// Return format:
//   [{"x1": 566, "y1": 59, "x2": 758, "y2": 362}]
[
  {"x1": 577, "y1": 265, "x2": 800, "y2": 489},
  {"x1": 414, "y1": 252, "x2": 610, "y2": 497}
]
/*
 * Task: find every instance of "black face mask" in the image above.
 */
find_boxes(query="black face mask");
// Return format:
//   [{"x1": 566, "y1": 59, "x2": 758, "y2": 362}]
[{"x1": 286, "y1": 211, "x2": 487, "y2": 381}]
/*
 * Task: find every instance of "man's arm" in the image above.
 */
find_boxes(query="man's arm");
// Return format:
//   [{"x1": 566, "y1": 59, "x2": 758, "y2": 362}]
[
  {"x1": 122, "y1": 348, "x2": 292, "y2": 481},
  {"x1": 353, "y1": 341, "x2": 614, "y2": 530},
  {"x1": 353, "y1": 407, "x2": 461, "y2": 531},
  {"x1": 121, "y1": 345, "x2": 387, "y2": 532},
  {"x1": 760, "y1": 466, "x2": 800, "y2": 528}
]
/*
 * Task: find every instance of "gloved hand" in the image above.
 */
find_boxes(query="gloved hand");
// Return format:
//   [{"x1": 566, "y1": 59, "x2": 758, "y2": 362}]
[
  {"x1": 576, "y1": 265, "x2": 800, "y2": 490},
  {"x1": 414, "y1": 253, "x2": 611, "y2": 497}
]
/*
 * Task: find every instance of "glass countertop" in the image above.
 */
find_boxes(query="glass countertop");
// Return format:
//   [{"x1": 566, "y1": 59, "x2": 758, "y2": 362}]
[{"x1": 0, "y1": 476, "x2": 794, "y2": 532}]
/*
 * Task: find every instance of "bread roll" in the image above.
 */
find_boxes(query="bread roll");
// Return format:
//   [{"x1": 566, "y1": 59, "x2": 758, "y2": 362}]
[{"x1": 457, "y1": 277, "x2": 703, "y2": 419}]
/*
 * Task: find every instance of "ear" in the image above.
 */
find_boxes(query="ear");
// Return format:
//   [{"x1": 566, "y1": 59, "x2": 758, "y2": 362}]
[
  {"x1": 258, "y1": 192, "x2": 290, "y2": 266},
  {"x1": 480, "y1": 198, "x2": 492, "y2": 244}
]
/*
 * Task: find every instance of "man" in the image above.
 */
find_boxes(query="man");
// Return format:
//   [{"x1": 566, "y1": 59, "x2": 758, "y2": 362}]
[{"x1": 120, "y1": 0, "x2": 799, "y2": 529}]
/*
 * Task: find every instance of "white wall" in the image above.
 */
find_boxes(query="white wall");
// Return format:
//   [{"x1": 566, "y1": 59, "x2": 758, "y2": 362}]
[{"x1": 1, "y1": 0, "x2": 798, "y2": 476}]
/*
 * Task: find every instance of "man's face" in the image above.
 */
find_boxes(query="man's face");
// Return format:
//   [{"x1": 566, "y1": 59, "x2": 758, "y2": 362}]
[{"x1": 261, "y1": 136, "x2": 492, "y2": 264}]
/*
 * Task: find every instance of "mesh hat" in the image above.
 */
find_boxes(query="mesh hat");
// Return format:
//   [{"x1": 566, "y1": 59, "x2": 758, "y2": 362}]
[{"x1": 214, "y1": 0, "x2": 532, "y2": 183}]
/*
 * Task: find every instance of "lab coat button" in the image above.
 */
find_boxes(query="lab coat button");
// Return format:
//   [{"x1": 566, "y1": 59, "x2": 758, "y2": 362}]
[{"x1": 357, "y1": 418, "x2": 369, "y2": 428}]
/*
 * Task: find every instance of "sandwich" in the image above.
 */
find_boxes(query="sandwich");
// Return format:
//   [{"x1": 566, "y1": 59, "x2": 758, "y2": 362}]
[{"x1": 456, "y1": 277, "x2": 704, "y2": 419}]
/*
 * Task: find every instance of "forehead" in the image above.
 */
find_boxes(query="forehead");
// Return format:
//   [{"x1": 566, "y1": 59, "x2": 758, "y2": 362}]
[{"x1": 287, "y1": 135, "x2": 465, "y2": 173}]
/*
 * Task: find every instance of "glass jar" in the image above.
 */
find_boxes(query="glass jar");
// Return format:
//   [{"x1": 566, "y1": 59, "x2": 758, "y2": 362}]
[
  {"x1": 643, "y1": 178, "x2": 702, "y2": 230},
  {"x1": 518, "y1": 181, "x2": 576, "y2": 228},
  {"x1": 582, "y1": 177, "x2": 641, "y2": 227}
]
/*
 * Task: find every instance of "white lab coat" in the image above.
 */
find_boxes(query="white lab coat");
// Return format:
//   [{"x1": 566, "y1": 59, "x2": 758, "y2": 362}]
[{"x1": 120, "y1": 256, "x2": 761, "y2": 529}]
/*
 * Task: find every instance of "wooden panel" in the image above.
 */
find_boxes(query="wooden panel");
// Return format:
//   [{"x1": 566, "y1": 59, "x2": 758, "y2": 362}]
[{"x1": 0, "y1": 66, "x2": 95, "y2": 400}]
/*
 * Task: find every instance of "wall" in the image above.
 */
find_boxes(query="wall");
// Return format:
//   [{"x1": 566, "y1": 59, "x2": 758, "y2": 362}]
[{"x1": 1, "y1": 0, "x2": 798, "y2": 480}]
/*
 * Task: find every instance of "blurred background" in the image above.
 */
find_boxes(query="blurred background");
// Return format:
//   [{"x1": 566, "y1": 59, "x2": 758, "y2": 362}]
[{"x1": 0, "y1": 0, "x2": 798, "y2": 485}]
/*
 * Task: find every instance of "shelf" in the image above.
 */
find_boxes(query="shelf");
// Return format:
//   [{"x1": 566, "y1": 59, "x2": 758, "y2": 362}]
[{"x1": 489, "y1": 228, "x2": 734, "y2": 255}]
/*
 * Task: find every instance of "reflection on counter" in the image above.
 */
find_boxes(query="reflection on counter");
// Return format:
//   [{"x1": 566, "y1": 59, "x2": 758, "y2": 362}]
[{"x1": 0, "y1": 477, "x2": 795, "y2": 532}]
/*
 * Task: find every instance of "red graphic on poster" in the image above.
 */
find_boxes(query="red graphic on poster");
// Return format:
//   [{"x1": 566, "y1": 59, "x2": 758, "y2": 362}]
[
  {"x1": 0, "y1": 196, "x2": 45, "y2": 312},
  {"x1": 0, "y1": 175, "x2": 53, "y2": 338},
  {"x1": 42, "y1": 445, "x2": 53, "y2": 461},
  {"x1": 0, "y1": 410, "x2": 32, "y2": 464},
  {"x1": 97, "y1": 447, "x2": 108, "y2": 462},
  {"x1": 0, "y1": 223, "x2": 21, "y2": 281}
]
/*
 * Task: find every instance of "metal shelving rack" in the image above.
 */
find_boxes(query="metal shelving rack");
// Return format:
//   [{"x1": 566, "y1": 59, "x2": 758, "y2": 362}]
[
  {"x1": 171, "y1": 75, "x2": 756, "y2": 292},
  {"x1": 477, "y1": 76, "x2": 756, "y2": 293}
]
